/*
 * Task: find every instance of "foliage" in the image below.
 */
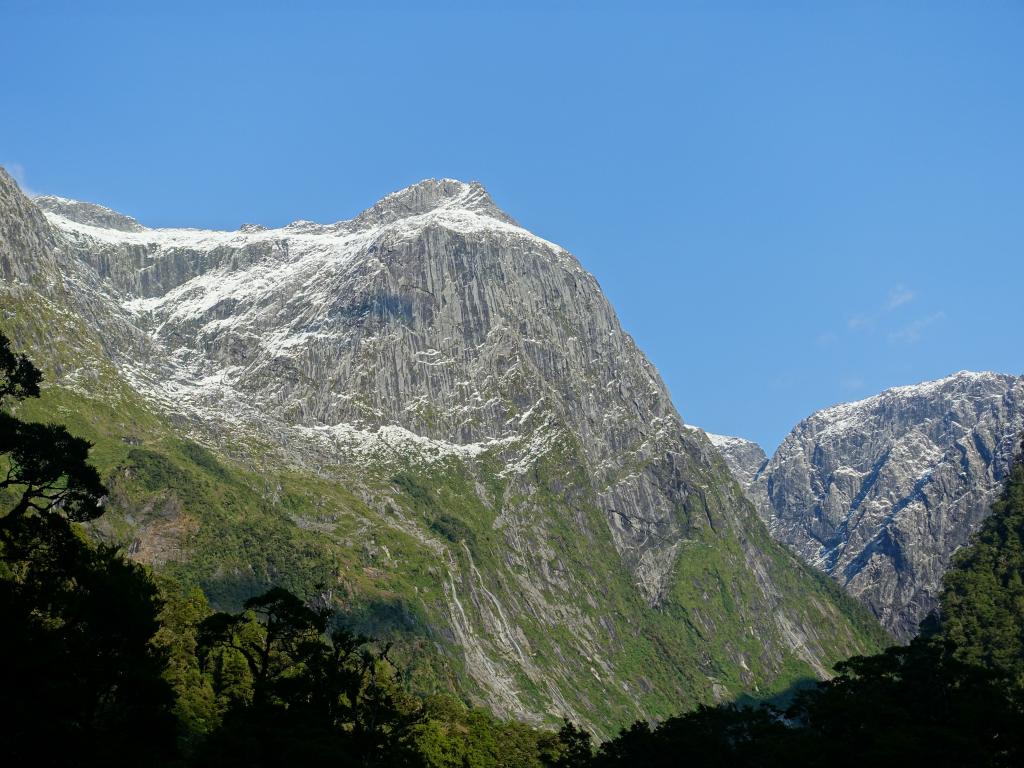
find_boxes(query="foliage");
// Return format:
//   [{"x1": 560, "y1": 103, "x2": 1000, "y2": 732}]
[
  {"x1": 0, "y1": 516, "x2": 178, "y2": 766},
  {"x1": 190, "y1": 585, "x2": 423, "y2": 766},
  {"x1": 188, "y1": 585, "x2": 570, "y2": 767},
  {"x1": 152, "y1": 578, "x2": 220, "y2": 753},
  {"x1": 788, "y1": 638, "x2": 1023, "y2": 767},
  {"x1": 543, "y1": 720, "x2": 593, "y2": 768},
  {"x1": 0, "y1": 338, "x2": 106, "y2": 523},
  {"x1": 939, "y1": 437, "x2": 1024, "y2": 687},
  {"x1": 0, "y1": 331, "x2": 41, "y2": 401},
  {"x1": 0, "y1": 331, "x2": 177, "y2": 766}
]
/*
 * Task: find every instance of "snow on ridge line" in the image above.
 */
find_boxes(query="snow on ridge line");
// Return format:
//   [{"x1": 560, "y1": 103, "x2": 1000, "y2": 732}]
[
  {"x1": 122, "y1": 356, "x2": 535, "y2": 470},
  {"x1": 42, "y1": 198, "x2": 568, "y2": 258},
  {"x1": 682, "y1": 423, "x2": 759, "y2": 450},
  {"x1": 704, "y1": 432, "x2": 760, "y2": 451},
  {"x1": 811, "y1": 370, "x2": 1019, "y2": 423},
  {"x1": 39, "y1": 177, "x2": 522, "y2": 242},
  {"x1": 373, "y1": 177, "x2": 479, "y2": 207}
]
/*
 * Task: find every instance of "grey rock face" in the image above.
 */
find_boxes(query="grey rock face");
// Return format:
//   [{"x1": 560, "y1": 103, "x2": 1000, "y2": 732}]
[
  {"x1": 0, "y1": 169, "x2": 60, "y2": 286},
  {"x1": 1, "y1": 168, "x2": 884, "y2": 728},
  {"x1": 35, "y1": 195, "x2": 145, "y2": 232},
  {"x1": 749, "y1": 373, "x2": 1024, "y2": 640},
  {"x1": 700, "y1": 430, "x2": 767, "y2": 489},
  {"x1": 39, "y1": 177, "x2": 724, "y2": 602}
]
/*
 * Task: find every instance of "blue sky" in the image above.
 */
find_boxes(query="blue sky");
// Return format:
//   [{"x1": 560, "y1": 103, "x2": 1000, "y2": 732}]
[{"x1": 3, "y1": 1, "x2": 1022, "y2": 450}]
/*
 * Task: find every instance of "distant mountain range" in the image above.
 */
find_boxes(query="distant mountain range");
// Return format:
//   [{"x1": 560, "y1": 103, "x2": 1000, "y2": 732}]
[
  {"x1": 0, "y1": 167, "x2": 885, "y2": 735},
  {"x1": 695, "y1": 372, "x2": 1024, "y2": 640}
]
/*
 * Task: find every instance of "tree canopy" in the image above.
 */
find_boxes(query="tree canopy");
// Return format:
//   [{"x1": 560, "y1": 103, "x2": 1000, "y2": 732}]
[
  {"x1": 0, "y1": 331, "x2": 176, "y2": 765},
  {"x1": 940, "y1": 437, "x2": 1024, "y2": 687}
]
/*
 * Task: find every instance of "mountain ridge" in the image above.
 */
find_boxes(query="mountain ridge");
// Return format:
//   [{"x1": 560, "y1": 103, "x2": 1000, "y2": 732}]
[
  {"x1": 0, "y1": 165, "x2": 887, "y2": 733},
  {"x1": 701, "y1": 370, "x2": 1024, "y2": 640},
  {"x1": 33, "y1": 177, "x2": 520, "y2": 235}
]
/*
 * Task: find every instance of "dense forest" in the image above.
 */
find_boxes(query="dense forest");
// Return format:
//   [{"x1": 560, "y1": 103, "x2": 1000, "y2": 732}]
[{"x1": 2, "y1": 332, "x2": 1023, "y2": 767}]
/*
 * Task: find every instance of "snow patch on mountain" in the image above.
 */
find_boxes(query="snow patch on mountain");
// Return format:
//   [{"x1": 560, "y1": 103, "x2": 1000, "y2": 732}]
[
  {"x1": 751, "y1": 370, "x2": 1024, "y2": 639},
  {"x1": 684, "y1": 425, "x2": 768, "y2": 491}
]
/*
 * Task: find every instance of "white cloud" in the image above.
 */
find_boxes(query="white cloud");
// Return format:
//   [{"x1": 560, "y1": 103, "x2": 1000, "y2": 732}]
[
  {"x1": 886, "y1": 285, "x2": 915, "y2": 310},
  {"x1": 847, "y1": 314, "x2": 872, "y2": 331},
  {"x1": 846, "y1": 284, "x2": 917, "y2": 333},
  {"x1": 888, "y1": 311, "x2": 946, "y2": 344}
]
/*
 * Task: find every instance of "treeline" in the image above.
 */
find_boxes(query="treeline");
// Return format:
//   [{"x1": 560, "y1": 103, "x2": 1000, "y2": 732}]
[{"x1": 3, "y1": 331, "x2": 1024, "y2": 767}]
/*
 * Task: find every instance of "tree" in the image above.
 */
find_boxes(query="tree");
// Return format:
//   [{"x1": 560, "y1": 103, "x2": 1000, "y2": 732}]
[
  {"x1": 787, "y1": 638, "x2": 1023, "y2": 767},
  {"x1": 0, "y1": 332, "x2": 41, "y2": 401},
  {"x1": 198, "y1": 586, "x2": 329, "y2": 709},
  {"x1": 1, "y1": 413, "x2": 107, "y2": 522},
  {"x1": 0, "y1": 524, "x2": 178, "y2": 765},
  {"x1": 152, "y1": 579, "x2": 220, "y2": 755},
  {"x1": 0, "y1": 331, "x2": 105, "y2": 525},
  {"x1": 592, "y1": 705, "x2": 795, "y2": 768},
  {"x1": 0, "y1": 332, "x2": 177, "y2": 765},
  {"x1": 541, "y1": 720, "x2": 593, "y2": 768},
  {"x1": 940, "y1": 436, "x2": 1024, "y2": 688},
  {"x1": 195, "y1": 586, "x2": 423, "y2": 767}
]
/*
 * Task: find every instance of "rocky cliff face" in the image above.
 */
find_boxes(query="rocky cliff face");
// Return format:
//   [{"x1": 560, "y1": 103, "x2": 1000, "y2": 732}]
[
  {"x1": 710, "y1": 374, "x2": 1024, "y2": 641},
  {"x1": 0, "y1": 167, "x2": 885, "y2": 732},
  {"x1": 36, "y1": 178, "x2": 709, "y2": 600},
  {"x1": 697, "y1": 430, "x2": 767, "y2": 490}
]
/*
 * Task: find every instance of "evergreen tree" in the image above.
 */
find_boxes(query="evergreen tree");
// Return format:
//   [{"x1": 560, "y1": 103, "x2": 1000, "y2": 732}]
[
  {"x1": 0, "y1": 333, "x2": 41, "y2": 401},
  {"x1": 940, "y1": 436, "x2": 1024, "y2": 688},
  {"x1": 152, "y1": 578, "x2": 220, "y2": 755},
  {"x1": 0, "y1": 331, "x2": 104, "y2": 525},
  {"x1": 541, "y1": 720, "x2": 593, "y2": 768},
  {"x1": 0, "y1": 332, "x2": 176, "y2": 766},
  {"x1": 195, "y1": 586, "x2": 423, "y2": 767}
]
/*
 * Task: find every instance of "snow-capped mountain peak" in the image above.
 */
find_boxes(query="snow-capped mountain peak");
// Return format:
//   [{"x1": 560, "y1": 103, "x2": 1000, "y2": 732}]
[
  {"x1": 0, "y1": 165, "x2": 886, "y2": 729},
  {"x1": 352, "y1": 178, "x2": 517, "y2": 229},
  {"x1": 751, "y1": 370, "x2": 1024, "y2": 639}
]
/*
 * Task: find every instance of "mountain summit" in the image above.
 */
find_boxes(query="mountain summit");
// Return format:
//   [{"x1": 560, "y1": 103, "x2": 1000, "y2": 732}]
[
  {"x1": 0, "y1": 167, "x2": 884, "y2": 732},
  {"x1": 352, "y1": 178, "x2": 519, "y2": 228}
]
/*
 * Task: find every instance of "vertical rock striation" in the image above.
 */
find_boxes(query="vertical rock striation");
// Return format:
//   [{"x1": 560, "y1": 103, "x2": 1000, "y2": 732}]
[
  {"x1": 713, "y1": 374, "x2": 1024, "y2": 640},
  {"x1": 1, "y1": 167, "x2": 886, "y2": 731}
]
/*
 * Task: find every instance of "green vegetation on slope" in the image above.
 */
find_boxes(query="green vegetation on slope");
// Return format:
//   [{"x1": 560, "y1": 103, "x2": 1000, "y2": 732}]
[
  {"x1": 3, "y1": 327, "x2": 1021, "y2": 766},
  {"x1": 940, "y1": 436, "x2": 1024, "y2": 686},
  {"x1": 549, "y1": 439, "x2": 1024, "y2": 767},
  {"x1": 0, "y1": 293, "x2": 886, "y2": 737}
]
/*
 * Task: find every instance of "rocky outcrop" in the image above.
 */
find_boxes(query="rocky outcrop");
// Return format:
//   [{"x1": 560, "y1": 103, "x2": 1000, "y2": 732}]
[
  {"x1": 0, "y1": 168, "x2": 60, "y2": 286},
  {"x1": 35, "y1": 195, "x2": 145, "y2": 232},
  {"x1": 700, "y1": 431, "x2": 767, "y2": 490},
  {"x1": 745, "y1": 373, "x2": 1024, "y2": 640}
]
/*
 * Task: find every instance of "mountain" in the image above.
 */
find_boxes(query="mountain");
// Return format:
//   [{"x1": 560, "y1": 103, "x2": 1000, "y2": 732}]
[
  {"x1": 707, "y1": 374, "x2": 1024, "y2": 641},
  {"x1": 939, "y1": 434, "x2": 1024, "y2": 684},
  {"x1": 698, "y1": 430, "x2": 768, "y2": 490},
  {"x1": 0, "y1": 167, "x2": 886, "y2": 734}
]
